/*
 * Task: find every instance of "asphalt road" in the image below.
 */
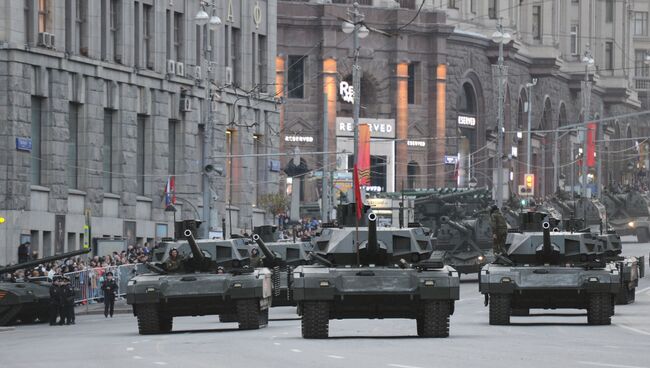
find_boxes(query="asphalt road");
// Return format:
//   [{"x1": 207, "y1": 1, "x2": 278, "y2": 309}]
[{"x1": 1, "y1": 239, "x2": 649, "y2": 368}]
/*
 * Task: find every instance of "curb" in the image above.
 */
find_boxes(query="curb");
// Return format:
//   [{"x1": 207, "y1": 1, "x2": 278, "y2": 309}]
[
  {"x1": 0, "y1": 327, "x2": 16, "y2": 332},
  {"x1": 75, "y1": 308, "x2": 131, "y2": 316}
]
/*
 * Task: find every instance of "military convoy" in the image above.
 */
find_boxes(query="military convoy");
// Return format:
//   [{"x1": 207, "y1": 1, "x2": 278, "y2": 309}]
[
  {"x1": 601, "y1": 191, "x2": 650, "y2": 242},
  {"x1": 0, "y1": 248, "x2": 90, "y2": 326},
  {"x1": 291, "y1": 204, "x2": 460, "y2": 338},
  {"x1": 126, "y1": 230, "x2": 275, "y2": 334},
  {"x1": 431, "y1": 215, "x2": 494, "y2": 274},
  {"x1": 479, "y1": 214, "x2": 623, "y2": 325}
]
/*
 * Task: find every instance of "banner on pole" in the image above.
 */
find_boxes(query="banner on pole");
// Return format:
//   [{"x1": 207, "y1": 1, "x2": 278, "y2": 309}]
[{"x1": 357, "y1": 123, "x2": 370, "y2": 186}]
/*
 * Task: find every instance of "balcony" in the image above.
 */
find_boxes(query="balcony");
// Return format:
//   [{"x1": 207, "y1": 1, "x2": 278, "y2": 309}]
[{"x1": 635, "y1": 77, "x2": 650, "y2": 90}]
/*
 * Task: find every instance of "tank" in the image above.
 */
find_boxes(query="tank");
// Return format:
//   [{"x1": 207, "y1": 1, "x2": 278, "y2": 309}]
[
  {"x1": 414, "y1": 188, "x2": 492, "y2": 230},
  {"x1": 250, "y1": 225, "x2": 312, "y2": 307},
  {"x1": 601, "y1": 191, "x2": 650, "y2": 242},
  {"x1": 0, "y1": 248, "x2": 91, "y2": 326},
  {"x1": 126, "y1": 230, "x2": 273, "y2": 334},
  {"x1": 479, "y1": 219, "x2": 621, "y2": 325},
  {"x1": 431, "y1": 214, "x2": 495, "y2": 274},
  {"x1": 291, "y1": 204, "x2": 460, "y2": 338}
]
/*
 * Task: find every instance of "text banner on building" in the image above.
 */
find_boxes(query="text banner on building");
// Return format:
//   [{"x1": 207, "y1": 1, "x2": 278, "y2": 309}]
[{"x1": 336, "y1": 117, "x2": 396, "y2": 139}]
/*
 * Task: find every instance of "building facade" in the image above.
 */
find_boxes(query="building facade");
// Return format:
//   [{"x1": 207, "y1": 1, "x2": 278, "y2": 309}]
[
  {"x1": 0, "y1": 0, "x2": 280, "y2": 265},
  {"x1": 277, "y1": 0, "x2": 645, "y2": 219}
]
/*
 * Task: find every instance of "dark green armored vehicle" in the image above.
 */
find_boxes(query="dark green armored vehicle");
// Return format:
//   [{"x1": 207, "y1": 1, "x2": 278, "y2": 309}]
[
  {"x1": 431, "y1": 214, "x2": 494, "y2": 274},
  {"x1": 0, "y1": 249, "x2": 90, "y2": 325},
  {"x1": 250, "y1": 225, "x2": 312, "y2": 307},
  {"x1": 126, "y1": 230, "x2": 273, "y2": 334},
  {"x1": 292, "y1": 205, "x2": 460, "y2": 338},
  {"x1": 480, "y1": 220, "x2": 621, "y2": 325}
]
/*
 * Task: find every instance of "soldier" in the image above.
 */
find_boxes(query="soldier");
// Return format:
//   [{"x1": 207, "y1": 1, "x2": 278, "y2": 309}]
[
  {"x1": 60, "y1": 277, "x2": 76, "y2": 325},
  {"x1": 101, "y1": 271, "x2": 118, "y2": 318},
  {"x1": 250, "y1": 248, "x2": 263, "y2": 267},
  {"x1": 164, "y1": 248, "x2": 183, "y2": 272},
  {"x1": 49, "y1": 276, "x2": 62, "y2": 326},
  {"x1": 490, "y1": 205, "x2": 509, "y2": 256}
]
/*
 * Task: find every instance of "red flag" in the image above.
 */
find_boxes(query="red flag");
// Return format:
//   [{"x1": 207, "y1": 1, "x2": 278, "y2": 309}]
[
  {"x1": 357, "y1": 124, "x2": 370, "y2": 186},
  {"x1": 353, "y1": 164, "x2": 363, "y2": 220},
  {"x1": 587, "y1": 123, "x2": 596, "y2": 167}
]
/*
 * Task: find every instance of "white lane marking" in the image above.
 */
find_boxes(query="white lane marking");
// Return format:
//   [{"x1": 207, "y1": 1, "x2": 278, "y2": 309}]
[
  {"x1": 133, "y1": 356, "x2": 143, "y2": 360},
  {"x1": 291, "y1": 349, "x2": 302, "y2": 353},
  {"x1": 388, "y1": 364, "x2": 424, "y2": 368},
  {"x1": 328, "y1": 355, "x2": 344, "y2": 359},
  {"x1": 126, "y1": 347, "x2": 134, "y2": 352},
  {"x1": 578, "y1": 361, "x2": 648, "y2": 368},
  {"x1": 273, "y1": 342, "x2": 281, "y2": 346},
  {"x1": 153, "y1": 362, "x2": 168, "y2": 366},
  {"x1": 637, "y1": 286, "x2": 650, "y2": 294},
  {"x1": 616, "y1": 324, "x2": 650, "y2": 336}
]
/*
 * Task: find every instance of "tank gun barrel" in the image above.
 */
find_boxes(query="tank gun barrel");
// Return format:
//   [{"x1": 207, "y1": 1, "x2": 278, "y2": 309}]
[
  {"x1": 440, "y1": 216, "x2": 471, "y2": 235},
  {"x1": 367, "y1": 212, "x2": 379, "y2": 263},
  {"x1": 309, "y1": 252, "x2": 333, "y2": 267},
  {"x1": 183, "y1": 229, "x2": 206, "y2": 261},
  {"x1": 0, "y1": 248, "x2": 91, "y2": 275},
  {"x1": 252, "y1": 234, "x2": 284, "y2": 268},
  {"x1": 541, "y1": 221, "x2": 553, "y2": 262}
]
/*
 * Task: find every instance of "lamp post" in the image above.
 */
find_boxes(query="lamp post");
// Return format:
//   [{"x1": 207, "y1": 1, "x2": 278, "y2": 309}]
[
  {"x1": 581, "y1": 49, "x2": 594, "y2": 199},
  {"x1": 525, "y1": 79, "x2": 537, "y2": 176},
  {"x1": 491, "y1": 22, "x2": 511, "y2": 208},
  {"x1": 195, "y1": 1, "x2": 222, "y2": 238}
]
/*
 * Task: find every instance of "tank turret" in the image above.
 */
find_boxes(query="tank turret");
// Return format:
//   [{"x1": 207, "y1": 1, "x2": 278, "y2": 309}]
[{"x1": 252, "y1": 234, "x2": 285, "y2": 268}]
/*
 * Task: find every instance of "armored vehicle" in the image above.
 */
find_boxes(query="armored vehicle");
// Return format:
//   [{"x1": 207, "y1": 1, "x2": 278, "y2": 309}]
[
  {"x1": 431, "y1": 215, "x2": 494, "y2": 274},
  {"x1": 480, "y1": 220, "x2": 621, "y2": 325},
  {"x1": 601, "y1": 191, "x2": 650, "y2": 242},
  {"x1": 126, "y1": 230, "x2": 274, "y2": 334},
  {"x1": 292, "y1": 204, "x2": 460, "y2": 338},
  {"x1": 250, "y1": 225, "x2": 311, "y2": 307},
  {"x1": 414, "y1": 188, "x2": 491, "y2": 230},
  {"x1": 0, "y1": 248, "x2": 90, "y2": 325}
]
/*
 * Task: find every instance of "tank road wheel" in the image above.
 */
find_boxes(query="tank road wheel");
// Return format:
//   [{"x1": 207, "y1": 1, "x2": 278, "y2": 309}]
[
  {"x1": 636, "y1": 227, "x2": 650, "y2": 243},
  {"x1": 219, "y1": 313, "x2": 238, "y2": 323},
  {"x1": 417, "y1": 300, "x2": 450, "y2": 338},
  {"x1": 237, "y1": 299, "x2": 263, "y2": 330},
  {"x1": 489, "y1": 294, "x2": 511, "y2": 325},
  {"x1": 588, "y1": 293, "x2": 612, "y2": 325},
  {"x1": 301, "y1": 301, "x2": 329, "y2": 339},
  {"x1": 136, "y1": 304, "x2": 163, "y2": 335}
]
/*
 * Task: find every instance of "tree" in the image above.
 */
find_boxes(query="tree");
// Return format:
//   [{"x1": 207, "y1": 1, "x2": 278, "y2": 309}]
[{"x1": 258, "y1": 192, "x2": 290, "y2": 219}]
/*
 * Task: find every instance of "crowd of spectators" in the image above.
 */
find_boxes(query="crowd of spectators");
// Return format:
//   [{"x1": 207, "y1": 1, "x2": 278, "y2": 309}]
[{"x1": 278, "y1": 217, "x2": 320, "y2": 241}]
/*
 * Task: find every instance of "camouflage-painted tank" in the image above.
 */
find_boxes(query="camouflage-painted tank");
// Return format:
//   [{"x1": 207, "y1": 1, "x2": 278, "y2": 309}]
[
  {"x1": 480, "y1": 220, "x2": 621, "y2": 325},
  {"x1": 292, "y1": 204, "x2": 460, "y2": 338},
  {"x1": 430, "y1": 215, "x2": 494, "y2": 274},
  {"x1": 126, "y1": 230, "x2": 273, "y2": 334},
  {"x1": 0, "y1": 248, "x2": 90, "y2": 325}
]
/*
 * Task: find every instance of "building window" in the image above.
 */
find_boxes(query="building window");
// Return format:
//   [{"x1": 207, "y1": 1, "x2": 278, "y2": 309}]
[
  {"x1": 634, "y1": 12, "x2": 648, "y2": 36},
  {"x1": 134, "y1": 3, "x2": 140, "y2": 66},
  {"x1": 224, "y1": 26, "x2": 230, "y2": 68},
  {"x1": 287, "y1": 55, "x2": 305, "y2": 99},
  {"x1": 137, "y1": 115, "x2": 146, "y2": 195},
  {"x1": 231, "y1": 27, "x2": 240, "y2": 85},
  {"x1": 76, "y1": 0, "x2": 88, "y2": 55},
  {"x1": 448, "y1": 0, "x2": 457, "y2": 9},
  {"x1": 407, "y1": 63, "x2": 419, "y2": 105},
  {"x1": 605, "y1": 0, "x2": 613, "y2": 23},
  {"x1": 635, "y1": 50, "x2": 649, "y2": 77},
  {"x1": 68, "y1": 103, "x2": 80, "y2": 189},
  {"x1": 256, "y1": 35, "x2": 268, "y2": 93},
  {"x1": 25, "y1": 0, "x2": 33, "y2": 44},
  {"x1": 166, "y1": 10, "x2": 171, "y2": 60},
  {"x1": 605, "y1": 42, "x2": 613, "y2": 71},
  {"x1": 174, "y1": 12, "x2": 184, "y2": 62},
  {"x1": 38, "y1": 0, "x2": 48, "y2": 33},
  {"x1": 103, "y1": 109, "x2": 113, "y2": 193},
  {"x1": 198, "y1": 124, "x2": 205, "y2": 193},
  {"x1": 532, "y1": 6, "x2": 541, "y2": 40},
  {"x1": 488, "y1": 0, "x2": 497, "y2": 19},
  {"x1": 570, "y1": 24, "x2": 579, "y2": 55},
  {"x1": 143, "y1": 4, "x2": 153, "y2": 69},
  {"x1": 110, "y1": 0, "x2": 122, "y2": 63},
  {"x1": 168, "y1": 120, "x2": 178, "y2": 176},
  {"x1": 470, "y1": 0, "x2": 476, "y2": 13},
  {"x1": 31, "y1": 97, "x2": 43, "y2": 186}
]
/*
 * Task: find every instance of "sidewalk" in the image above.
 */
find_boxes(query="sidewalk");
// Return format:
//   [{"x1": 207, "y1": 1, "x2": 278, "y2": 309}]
[{"x1": 75, "y1": 299, "x2": 131, "y2": 316}]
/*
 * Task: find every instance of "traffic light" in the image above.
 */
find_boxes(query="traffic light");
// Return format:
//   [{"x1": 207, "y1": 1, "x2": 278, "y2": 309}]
[
  {"x1": 0, "y1": 217, "x2": 5, "y2": 224},
  {"x1": 518, "y1": 174, "x2": 535, "y2": 196}
]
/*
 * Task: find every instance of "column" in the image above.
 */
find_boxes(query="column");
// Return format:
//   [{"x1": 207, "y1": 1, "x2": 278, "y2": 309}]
[
  {"x1": 395, "y1": 62, "x2": 408, "y2": 191},
  {"x1": 433, "y1": 64, "x2": 447, "y2": 188}
]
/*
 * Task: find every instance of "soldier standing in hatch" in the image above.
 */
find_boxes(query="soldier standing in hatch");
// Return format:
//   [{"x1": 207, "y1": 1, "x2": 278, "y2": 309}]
[
  {"x1": 490, "y1": 205, "x2": 509, "y2": 256},
  {"x1": 249, "y1": 248, "x2": 263, "y2": 267},
  {"x1": 164, "y1": 248, "x2": 183, "y2": 272}
]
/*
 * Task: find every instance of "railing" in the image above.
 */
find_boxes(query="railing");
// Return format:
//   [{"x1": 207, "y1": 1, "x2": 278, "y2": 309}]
[
  {"x1": 634, "y1": 77, "x2": 650, "y2": 90},
  {"x1": 332, "y1": 0, "x2": 373, "y2": 5},
  {"x1": 64, "y1": 264, "x2": 144, "y2": 304}
]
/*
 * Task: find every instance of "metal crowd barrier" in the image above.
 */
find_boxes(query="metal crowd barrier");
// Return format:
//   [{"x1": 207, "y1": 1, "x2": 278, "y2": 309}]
[{"x1": 64, "y1": 264, "x2": 140, "y2": 304}]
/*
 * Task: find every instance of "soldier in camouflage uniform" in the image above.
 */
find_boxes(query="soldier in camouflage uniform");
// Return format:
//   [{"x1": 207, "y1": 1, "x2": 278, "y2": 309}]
[
  {"x1": 164, "y1": 248, "x2": 184, "y2": 272},
  {"x1": 490, "y1": 205, "x2": 509, "y2": 256}
]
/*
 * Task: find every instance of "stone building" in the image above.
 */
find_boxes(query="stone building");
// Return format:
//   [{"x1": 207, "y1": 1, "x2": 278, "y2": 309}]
[
  {"x1": 277, "y1": 0, "x2": 643, "y2": 219},
  {"x1": 0, "y1": 0, "x2": 280, "y2": 265}
]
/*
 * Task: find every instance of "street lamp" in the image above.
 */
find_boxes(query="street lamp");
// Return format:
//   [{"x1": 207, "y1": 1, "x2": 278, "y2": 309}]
[
  {"x1": 525, "y1": 78, "x2": 537, "y2": 178},
  {"x1": 491, "y1": 22, "x2": 511, "y2": 208},
  {"x1": 581, "y1": 49, "x2": 594, "y2": 199}
]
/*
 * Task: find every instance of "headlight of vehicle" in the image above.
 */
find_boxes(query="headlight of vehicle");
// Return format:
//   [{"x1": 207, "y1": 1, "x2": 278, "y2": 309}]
[
  {"x1": 500, "y1": 277, "x2": 512, "y2": 283},
  {"x1": 423, "y1": 280, "x2": 435, "y2": 287},
  {"x1": 319, "y1": 280, "x2": 330, "y2": 287},
  {"x1": 145, "y1": 287, "x2": 156, "y2": 293},
  {"x1": 128, "y1": 280, "x2": 136, "y2": 286},
  {"x1": 478, "y1": 255, "x2": 485, "y2": 262},
  {"x1": 628, "y1": 221, "x2": 635, "y2": 228},
  {"x1": 232, "y1": 282, "x2": 243, "y2": 288}
]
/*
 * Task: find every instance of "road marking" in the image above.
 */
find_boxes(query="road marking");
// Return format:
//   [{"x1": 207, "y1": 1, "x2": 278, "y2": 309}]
[
  {"x1": 132, "y1": 356, "x2": 142, "y2": 360},
  {"x1": 616, "y1": 324, "x2": 650, "y2": 336},
  {"x1": 126, "y1": 347, "x2": 134, "y2": 352},
  {"x1": 578, "y1": 361, "x2": 648, "y2": 368},
  {"x1": 327, "y1": 355, "x2": 344, "y2": 359},
  {"x1": 637, "y1": 286, "x2": 650, "y2": 294},
  {"x1": 388, "y1": 364, "x2": 424, "y2": 368},
  {"x1": 291, "y1": 349, "x2": 302, "y2": 353},
  {"x1": 153, "y1": 362, "x2": 168, "y2": 366},
  {"x1": 273, "y1": 342, "x2": 281, "y2": 346}
]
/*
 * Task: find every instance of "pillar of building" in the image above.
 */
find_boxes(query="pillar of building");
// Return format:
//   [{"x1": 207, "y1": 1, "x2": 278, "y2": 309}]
[
  {"x1": 276, "y1": 56, "x2": 285, "y2": 161},
  {"x1": 395, "y1": 62, "x2": 409, "y2": 191},
  {"x1": 323, "y1": 58, "x2": 338, "y2": 171},
  {"x1": 433, "y1": 64, "x2": 447, "y2": 188}
]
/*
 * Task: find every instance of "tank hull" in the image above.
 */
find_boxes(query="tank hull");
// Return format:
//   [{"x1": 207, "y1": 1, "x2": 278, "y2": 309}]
[{"x1": 0, "y1": 281, "x2": 52, "y2": 325}]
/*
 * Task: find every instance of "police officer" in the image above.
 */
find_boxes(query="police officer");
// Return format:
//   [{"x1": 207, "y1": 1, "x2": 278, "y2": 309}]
[
  {"x1": 164, "y1": 248, "x2": 183, "y2": 272},
  {"x1": 490, "y1": 205, "x2": 509, "y2": 256},
  {"x1": 49, "y1": 276, "x2": 62, "y2": 326},
  {"x1": 60, "y1": 277, "x2": 75, "y2": 325},
  {"x1": 101, "y1": 271, "x2": 118, "y2": 318}
]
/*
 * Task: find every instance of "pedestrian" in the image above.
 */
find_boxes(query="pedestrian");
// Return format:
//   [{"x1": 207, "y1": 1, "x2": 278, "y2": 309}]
[
  {"x1": 60, "y1": 277, "x2": 75, "y2": 325},
  {"x1": 49, "y1": 276, "x2": 62, "y2": 326},
  {"x1": 490, "y1": 205, "x2": 509, "y2": 256},
  {"x1": 18, "y1": 241, "x2": 31, "y2": 263},
  {"x1": 101, "y1": 271, "x2": 118, "y2": 318}
]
